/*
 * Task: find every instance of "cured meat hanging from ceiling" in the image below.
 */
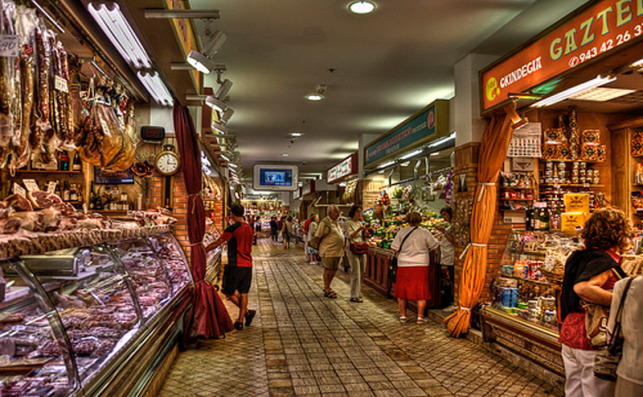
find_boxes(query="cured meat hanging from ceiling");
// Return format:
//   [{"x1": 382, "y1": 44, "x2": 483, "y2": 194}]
[{"x1": 0, "y1": 0, "x2": 137, "y2": 174}]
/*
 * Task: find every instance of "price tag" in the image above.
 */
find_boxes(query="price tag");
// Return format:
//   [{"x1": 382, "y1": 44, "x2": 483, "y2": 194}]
[
  {"x1": 583, "y1": 183, "x2": 590, "y2": 188},
  {"x1": 100, "y1": 119, "x2": 112, "y2": 137},
  {"x1": 54, "y1": 75, "x2": 69, "y2": 93},
  {"x1": 12, "y1": 183, "x2": 26, "y2": 197},
  {"x1": 47, "y1": 181, "x2": 56, "y2": 195},
  {"x1": 0, "y1": 35, "x2": 19, "y2": 57},
  {"x1": 23, "y1": 179, "x2": 40, "y2": 192}
]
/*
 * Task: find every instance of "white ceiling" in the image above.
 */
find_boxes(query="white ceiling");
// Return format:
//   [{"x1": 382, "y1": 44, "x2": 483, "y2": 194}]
[{"x1": 185, "y1": 0, "x2": 590, "y2": 177}]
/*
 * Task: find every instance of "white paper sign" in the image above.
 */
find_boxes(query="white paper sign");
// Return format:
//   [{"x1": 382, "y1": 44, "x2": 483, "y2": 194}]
[
  {"x1": 12, "y1": 183, "x2": 26, "y2": 197},
  {"x1": 82, "y1": 203, "x2": 88, "y2": 214},
  {"x1": 23, "y1": 179, "x2": 40, "y2": 192},
  {"x1": 47, "y1": 181, "x2": 56, "y2": 194},
  {"x1": 0, "y1": 35, "x2": 19, "y2": 57},
  {"x1": 54, "y1": 75, "x2": 69, "y2": 93}
]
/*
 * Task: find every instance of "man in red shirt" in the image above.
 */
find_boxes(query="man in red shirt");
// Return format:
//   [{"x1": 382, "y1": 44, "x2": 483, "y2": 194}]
[{"x1": 205, "y1": 204, "x2": 256, "y2": 331}]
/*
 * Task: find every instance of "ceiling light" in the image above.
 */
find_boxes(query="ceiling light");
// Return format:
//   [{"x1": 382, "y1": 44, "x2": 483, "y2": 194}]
[
  {"x1": 568, "y1": 87, "x2": 635, "y2": 102},
  {"x1": 221, "y1": 108, "x2": 234, "y2": 123},
  {"x1": 282, "y1": 153, "x2": 289, "y2": 157},
  {"x1": 216, "y1": 79, "x2": 233, "y2": 99},
  {"x1": 430, "y1": 152, "x2": 441, "y2": 157},
  {"x1": 399, "y1": 149, "x2": 423, "y2": 160},
  {"x1": 137, "y1": 71, "x2": 173, "y2": 106},
  {"x1": 428, "y1": 132, "x2": 456, "y2": 148},
  {"x1": 349, "y1": 1, "x2": 376, "y2": 14},
  {"x1": 379, "y1": 161, "x2": 395, "y2": 169},
  {"x1": 88, "y1": 2, "x2": 152, "y2": 69},
  {"x1": 305, "y1": 94, "x2": 323, "y2": 101},
  {"x1": 220, "y1": 153, "x2": 231, "y2": 162},
  {"x1": 229, "y1": 163, "x2": 238, "y2": 168},
  {"x1": 205, "y1": 96, "x2": 226, "y2": 112},
  {"x1": 631, "y1": 58, "x2": 643, "y2": 67},
  {"x1": 187, "y1": 30, "x2": 227, "y2": 74},
  {"x1": 212, "y1": 121, "x2": 228, "y2": 135},
  {"x1": 290, "y1": 132, "x2": 303, "y2": 137},
  {"x1": 31, "y1": 0, "x2": 65, "y2": 33},
  {"x1": 531, "y1": 75, "x2": 616, "y2": 107}
]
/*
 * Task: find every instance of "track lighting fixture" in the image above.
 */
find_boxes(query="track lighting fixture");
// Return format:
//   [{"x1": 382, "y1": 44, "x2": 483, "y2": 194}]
[{"x1": 187, "y1": 29, "x2": 227, "y2": 74}]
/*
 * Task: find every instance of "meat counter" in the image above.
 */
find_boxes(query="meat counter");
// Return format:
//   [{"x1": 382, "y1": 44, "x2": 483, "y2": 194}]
[{"x1": 0, "y1": 232, "x2": 194, "y2": 396}]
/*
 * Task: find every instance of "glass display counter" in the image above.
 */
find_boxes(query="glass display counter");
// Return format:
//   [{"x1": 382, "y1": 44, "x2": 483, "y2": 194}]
[{"x1": 0, "y1": 232, "x2": 193, "y2": 396}]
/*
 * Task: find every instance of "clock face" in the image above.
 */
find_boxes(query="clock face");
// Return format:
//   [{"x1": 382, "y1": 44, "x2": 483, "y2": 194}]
[{"x1": 156, "y1": 152, "x2": 180, "y2": 176}]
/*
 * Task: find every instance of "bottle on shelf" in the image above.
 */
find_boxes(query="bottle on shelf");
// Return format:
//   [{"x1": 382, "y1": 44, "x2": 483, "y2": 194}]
[
  {"x1": 60, "y1": 151, "x2": 70, "y2": 171},
  {"x1": 525, "y1": 207, "x2": 533, "y2": 231},
  {"x1": 72, "y1": 151, "x2": 82, "y2": 171},
  {"x1": 62, "y1": 181, "x2": 71, "y2": 202},
  {"x1": 89, "y1": 183, "x2": 96, "y2": 210},
  {"x1": 54, "y1": 180, "x2": 61, "y2": 198},
  {"x1": 70, "y1": 184, "x2": 78, "y2": 202},
  {"x1": 540, "y1": 207, "x2": 550, "y2": 231},
  {"x1": 95, "y1": 189, "x2": 104, "y2": 210}
]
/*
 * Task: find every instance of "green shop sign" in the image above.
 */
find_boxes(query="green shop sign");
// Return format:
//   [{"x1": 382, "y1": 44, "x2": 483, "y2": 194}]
[{"x1": 365, "y1": 100, "x2": 449, "y2": 167}]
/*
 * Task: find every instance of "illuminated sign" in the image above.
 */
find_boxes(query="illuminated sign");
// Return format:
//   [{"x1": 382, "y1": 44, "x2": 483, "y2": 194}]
[
  {"x1": 481, "y1": 0, "x2": 643, "y2": 111},
  {"x1": 327, "y1": 153, "x2": 358, "y2": 184}
]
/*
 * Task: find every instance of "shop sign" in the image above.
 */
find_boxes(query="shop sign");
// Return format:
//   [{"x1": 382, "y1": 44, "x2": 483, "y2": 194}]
[
  {"x1": 482, "y1": 0, "x2": 643, "y2": 112},
  {"x1": 302, "y1": 180, "x2": 315, "y2": 196},
  {"x1": 164, "y1": 0, "x2": 201, "y2": 91},
  {"x1": 327, "y1": 153, "x2": 358, "y2": 184},
  {"x1": 365, "y1": 100, "x2": 449, "y2": 167}
]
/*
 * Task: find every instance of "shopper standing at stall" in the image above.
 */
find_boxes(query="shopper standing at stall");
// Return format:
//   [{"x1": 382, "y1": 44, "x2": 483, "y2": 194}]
[
  {"x1": 559, "y1": 208, "x2": 631, "y2": 397},
  {"x1": 281, "y1": 216, "x2": 294, "y2": 249},
  {"x1": 205, "y1": 204, "x2": 257, "y2": 331},
  {"x1": 303, "y1": 214, "x2": 314, "y2": 262},
  {"x1": 307, "y1": 214, "x2": 320, "y2": 264},
  {"x1": 437, "y1": 207, "x2": 455, "y2": 313},
  {"x1": 346, "y1": 205, "x2": 368, "y2": 303},
  {"x1": 607, "y1": 274, "x2": 643, "y2": 397},
  {"x1": 391, "y1": 212, "x2": 439, "y2": 324},
  {"x1": 269, "y1": 216, "x2": 278, "y2": 242},
  {"x1": 317, "y1": 205, "x2": 344, "y2": 298}
]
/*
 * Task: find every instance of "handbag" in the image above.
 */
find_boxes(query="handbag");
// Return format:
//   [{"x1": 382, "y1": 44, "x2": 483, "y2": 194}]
[
  {"x1": 387, "y1": 227, "x2": 418, "y2": 284},
  {"x1": 594, "y1": 277, "x2": 635, "y2": 381},
  {"x1": 350, "y1": 242, "x2": 370, "y2": 255},
  {"x1": 583, "y1": 268, "x2": 625, "y2": 348}
]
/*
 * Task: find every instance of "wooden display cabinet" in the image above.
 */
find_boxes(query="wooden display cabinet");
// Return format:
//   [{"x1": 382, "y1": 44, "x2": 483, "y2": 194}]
[{"x1": 609, "y1": 117, "x2": 643, "y2": 221}]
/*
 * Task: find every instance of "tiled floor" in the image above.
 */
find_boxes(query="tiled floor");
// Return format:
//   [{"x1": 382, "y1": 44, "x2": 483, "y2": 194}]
[{"x1": 158, "y1": 238, "x2": 562, "y2": 397}]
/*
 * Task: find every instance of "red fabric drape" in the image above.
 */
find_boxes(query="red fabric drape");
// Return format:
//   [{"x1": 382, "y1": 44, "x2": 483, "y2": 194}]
[{"x1": 173, "y1": 104, "x2": 234, "y2": 340}]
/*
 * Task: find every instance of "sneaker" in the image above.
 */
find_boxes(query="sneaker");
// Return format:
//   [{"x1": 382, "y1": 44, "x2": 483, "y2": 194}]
[
  {"x1": 399, "y1": 316, "x2": 408, "y2": 323},
  {"x1": 234, "y1": 321, "x2": 244, "y2": 331},
  {"x1": 245, "y1": 310, "x2": 256, "y2": 327},
  {"x1": 442, "y1": 305, "x2": 455, "y2": 313},
  {"x1": 417, "y1": 317, "x2": 427, "y2": 324}
]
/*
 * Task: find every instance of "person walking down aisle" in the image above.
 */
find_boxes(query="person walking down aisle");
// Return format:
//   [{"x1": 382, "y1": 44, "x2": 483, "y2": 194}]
[
  {"x1": 392, "y1": 212, "x2": 439, "y2": 324},
  {"x1": 281, "y1": 216, "x2": 294, "y2": 249},
  {"x1": 316, "y1": 205, "x2": 344, "y2": 299},
  {"x1": 345, "y1": 205, "x2": 369, "y2": 303},
  {"x1": 307, "y1": 214, "x2": 320, "y2": 264},
  {"x1": 559, "y1": 208, "x2": 631, "y2": 397},
  {"x1": 437, "y1": 207, "x2": 455, "y2": 313},
  {"x1": 607, "y1": 275, "x2": 643, "y2": 397},
  {"x1": 269, "y1": 216, "x2": 278, "y2": 242},
  {"x1": 205, "y1": 204, "x2": 257, "y2": 331}
]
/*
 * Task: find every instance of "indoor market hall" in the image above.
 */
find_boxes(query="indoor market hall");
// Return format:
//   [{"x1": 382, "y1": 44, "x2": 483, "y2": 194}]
[{"x1": 158, "y1": 237, "x2": 561, "y2": 397}]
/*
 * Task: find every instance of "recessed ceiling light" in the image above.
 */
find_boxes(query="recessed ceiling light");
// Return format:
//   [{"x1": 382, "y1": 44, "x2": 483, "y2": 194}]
[
  {"x1": 282, "y1": 153, "x2": 289, "y2": 157},
  {"x1": 568, "y1": 87, "x2": 635, "y2": 102},
  {"x1": 305, "y1": 93, "x2": 324, "y2": 101},
  {"x1": 290, "y1": 132, "x2": 303, "y2": 137},
  {"x1": 349, "y1": 1, "x2": 376, "y2": 14}
]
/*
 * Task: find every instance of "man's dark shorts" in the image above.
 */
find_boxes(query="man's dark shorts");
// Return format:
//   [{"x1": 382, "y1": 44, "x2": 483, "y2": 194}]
[{"x1": 222, "y1": 266, "x2": 253, "y2": 295}]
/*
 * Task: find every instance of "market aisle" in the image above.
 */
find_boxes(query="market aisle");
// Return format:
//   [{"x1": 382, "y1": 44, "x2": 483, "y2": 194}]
[{"x1": 158, "y1": 238, "x2": 562, "y2": 397}]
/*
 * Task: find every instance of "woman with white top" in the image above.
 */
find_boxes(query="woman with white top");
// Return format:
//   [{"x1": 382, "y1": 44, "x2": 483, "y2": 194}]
[{"x1": 391, "y1": 211, "x2": 439, "y2": 324}]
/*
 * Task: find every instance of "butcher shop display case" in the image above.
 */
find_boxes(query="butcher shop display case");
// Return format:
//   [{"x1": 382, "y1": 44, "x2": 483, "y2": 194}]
[
  {"x1": 204, "y1": 229, "x2": 222, "y2": 287},
  {"x1": 0, "y1": 232, "x2": 194, "y2": 396}
]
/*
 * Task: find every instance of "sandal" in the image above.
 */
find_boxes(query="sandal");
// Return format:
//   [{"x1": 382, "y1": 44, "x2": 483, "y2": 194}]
[
  {"x1": 324, "y1": 290, "x2": 337, "y2": 299},
  {"x1": 350, "y1": 298, "x2": 363, "y2": 303},
  {"x1": 399, "y1": 316, "x2": 408, "y2": 323}
]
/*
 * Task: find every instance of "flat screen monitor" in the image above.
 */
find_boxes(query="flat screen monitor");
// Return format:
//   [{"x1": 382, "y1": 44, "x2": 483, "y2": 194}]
[
  {"x1": 252, "y1": 164, "x2": 298, "y2": 191},
  {"x1": 94, "y1": 167, "x2": 134, "y2": 184}
]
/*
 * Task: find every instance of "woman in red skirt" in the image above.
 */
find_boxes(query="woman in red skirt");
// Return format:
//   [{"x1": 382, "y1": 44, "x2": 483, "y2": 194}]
[{"x1": 391, "y1": 212, "x2": 439, "y2": 324}]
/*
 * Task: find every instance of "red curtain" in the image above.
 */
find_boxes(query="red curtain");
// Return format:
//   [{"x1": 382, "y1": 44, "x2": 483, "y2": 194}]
[{"x1": 173, "y1": 104, "x2": 234, "y2": 340}]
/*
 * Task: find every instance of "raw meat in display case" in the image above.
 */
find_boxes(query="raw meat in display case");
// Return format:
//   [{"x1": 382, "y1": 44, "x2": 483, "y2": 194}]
[
  {"x1": 147, "y1": 233, "x2": 192, "y2": 292},
  {"x1": 23, "y1": 245, "x2": 142, "y2": 384},
  {"x1": 107, "y1": 238, "x2": 173, "y2": 319},
  {"x1": 0, "y1": 259, "x2": 76, "y2": 396}
]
